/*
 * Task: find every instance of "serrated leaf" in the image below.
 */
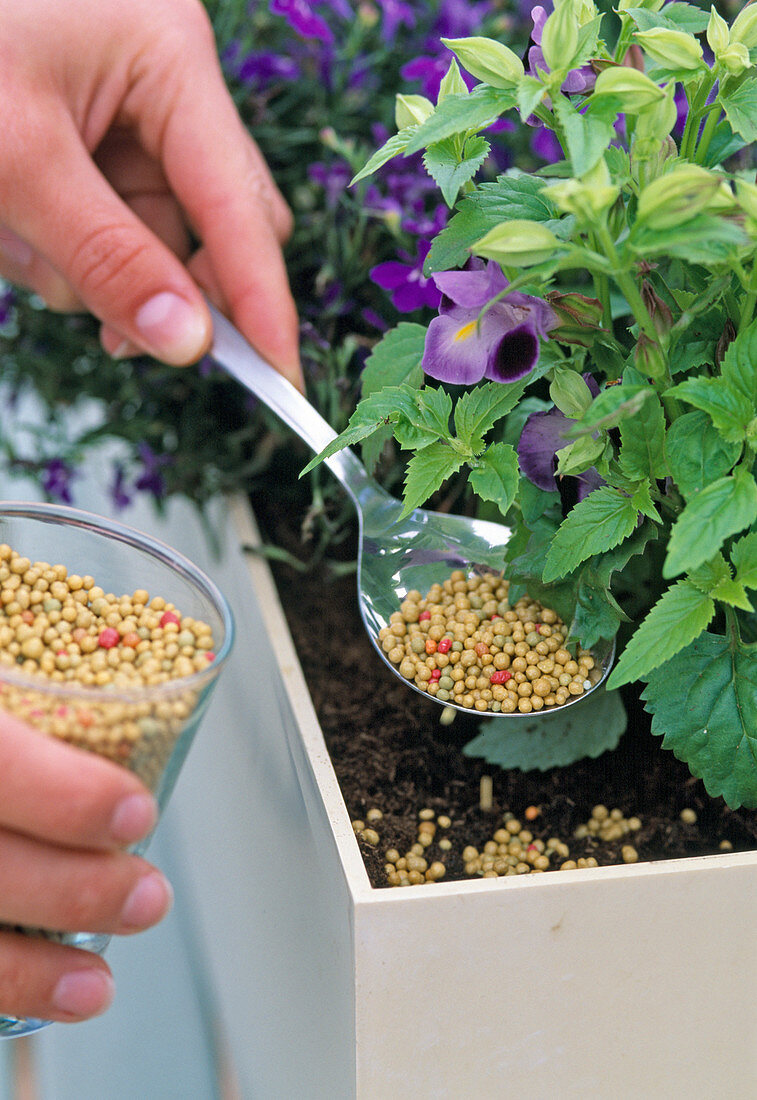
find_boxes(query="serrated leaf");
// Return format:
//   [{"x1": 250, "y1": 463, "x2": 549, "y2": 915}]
[
  {"x1": 688, "y1": 553, "x2": 732, "y2": 595},
  {"x1": 403, "y1": 85, "x2": 517, "y2": 155},
  {"x1": 400, "y1": 442, "x2": 466, "y2": 517},
  {"x1": 415, "y1": 386, "x2": 453, "y2": 439},
  {"x1": 425, "y1": 175, "x2": 559, "y2": 272},
  {"x1": 732, "y1": 532, "x2": 757, "y2": 590},
  {"x1": 361, "y1": 323, "x2": 426, "y2": 397},
  {"x1": 630, "y1": 480, "x2": 661, "y2": 522},
  {"x1": 619, "y1": 391, "x2": 666, "y2": 481},
  {"x1": 711, "y1": 577, "x2": 753, "y2": 612},
  {"x1": 553, "y1": 96, "x2": 616, "y2": 178},
  {"x1": 423, "y1": 135, "x2": 490, "y2": 206},
  {"x1": 664, "y1": 410, "x2": 741, "y2": 497},
  {"x1": 543, "y1": 487, "x2": 639, "y2": 582},
  {"x1": 670, "y1": 319, "x2": 757, "y2": 443},
  {"x1": 351, "y1": 126, "x2": 418, "y2": 184},
  {"x1": 454, "y1": 378, "x2": 528, "y2": 447},
  {"x1": 664, "y1": 468, "x2": 757, "y2": 578},
  {"x1": 301, "y1": 385, "x2": 421, "y2": 474},
  {"x1": 720, "y1": 78, "x2": 757, "y2": 144},
  {"x1": 608, "y1": 579, "x2": 714, "y2": 689},
  {"x1": 463, "y1": 687, "x2": 626, "y2": 770},
  {"x1": 641, "y1": 633, "x2": 757, "y2": 808},
  {"x1": 468, "y1": 442, "x2": 519, "y2": 517}
]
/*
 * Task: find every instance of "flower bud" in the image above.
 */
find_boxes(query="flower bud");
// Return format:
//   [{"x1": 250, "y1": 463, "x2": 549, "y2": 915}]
[
  {"x1": 641, "y1": 281, "x2": 673, "y2": 339},
  {"x1": 634, "y1": 333, "x2": 668, "y2": 382},
  {"x1": 541, "y1": 157, "x2": 619, "y2": 223},
  {"x1": 442, "y1": 36, "x2": 524, "y2": 89},
  {"x1": 541, "y1": 5, "x2": 580, "y2": 74},
  {"x1": 718, "y1": 42, "x2": 751, "y2": 77},
  {"x1": 438, "y1": 59, "x2": 468, "y2": 101},
  {"x1": 636, "y1": 164, "x2": 723, "y2": 229},
  {"x1": 715, "y1": 320, "x2": 736, "y2": 370},
  {"x1": 707, "y1": 7, "x2": 730, "y2": 55},
  {"x1": 395, "y1": 94, "x2": 434, "y2": 129},
  {"x1": 593, "y1": 65, "x2": 665, "y2": 112},
  {"x1": 634, "y1": 27, "x2": 704, "y2": 71},
  {"x1": 550, "y1": 368, "x2": 595, "y2": 418},
  {"x1": 473, "y1": 219, "x2": 560, "y2": 267},
  {"x1": 731, "y1": 3, "x2": 757, "y2": 49},
  {"x1": 545, "y1": 292, "x2": 604, "y2": 347}
]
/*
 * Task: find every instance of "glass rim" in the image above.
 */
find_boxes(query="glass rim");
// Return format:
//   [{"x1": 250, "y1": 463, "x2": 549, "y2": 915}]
[{"x1": 0, "y1": 500, "x2": 234, "y2": 703}]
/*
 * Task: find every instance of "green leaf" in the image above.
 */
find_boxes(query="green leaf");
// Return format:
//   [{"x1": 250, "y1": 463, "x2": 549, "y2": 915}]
[
  {"x1": 608, "y1": 579, "x2": 715, "y2": 688},
  {"x1": 351, "y1": 126, "x2": 418, "y2": 184},
  {"x1": 454, "y1": 379, "x2": 528, "y2": 448},
  {"x1": 543, "y1": 487, "x2": 639, "y2": 582},
  {"x1": 552, "y1": 96, "x2": 616, "y2": 178},
  {"x1": 462, "y1": 686, "x2": 627, "y2": 771},
  {"x1": 517, "y1": 75, "x2": 547, "y2": 120},
  {"x1": 400, "y1": 442, "x2": 466, "y2": 517},
  {"x1": 415, "y1": 386, "x2": 453, "y2": 439},
  {"x1": 361, "y1": 323, "x2": 426, "y2": 397},
  {"x1": 300, "y1": 385, "x2": 420, "y2": 474},
  {"x1": 403, "y1": 85, "x2": 517, "y2": 155},
  {"x1": 664, "y1": 468, "x2": 757, "y2": 578},
  {"x1": 670, "y1": 319, "x2": 757, "y2": 444},
  {"x1": 732, "y1": 532, "x2": 757, "y2": 590},
  {"x1": 664, "y1": 411, "x2": 741, "y2": 497},
  {"x1": 423, "y1": 135, "x2": 490, "y2": 207},
  {"x1": 619, "y1": 390, "x2": 667, "y2": 481},
  {"x1": 425, "y1": 174, "x2": 559, "y2": 272},
  {"x1": 567, "y1": 384, "x2": 655, "y2": 437},
  {"x1": 641, "y1": 633, "x2": 757, "y2": 808},
  {"x1": 688, "y1": 553, "x2": 732, "y2": 595},
  {"x1": 468, "y1": 442, "x2": 519, "y2": 517},
  {"x1": 624, "y1": 4, "x2": 709, "y2": 33},
  {"x1": 572, "y1": 523, "x2": 657, "y2": 648},
  {"x1": 555, "y1": 434, "x2": 606, "y2": 477},
  {"x1": 719, "y1": 78, "x2": 757, "y2": 144},
  {"x1": 627, "y1": 214, "x2": 748, "y2": 265}
]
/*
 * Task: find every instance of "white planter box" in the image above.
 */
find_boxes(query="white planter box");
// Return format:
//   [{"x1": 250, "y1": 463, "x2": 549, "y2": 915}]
[{"x1": 167, "y1": 496, "x2": 757, "y2": 1100}]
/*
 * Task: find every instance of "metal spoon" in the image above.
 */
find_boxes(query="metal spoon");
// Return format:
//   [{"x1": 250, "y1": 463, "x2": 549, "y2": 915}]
[{"x1": 209, "y1": 306, "x2": 614, "y2": 717}]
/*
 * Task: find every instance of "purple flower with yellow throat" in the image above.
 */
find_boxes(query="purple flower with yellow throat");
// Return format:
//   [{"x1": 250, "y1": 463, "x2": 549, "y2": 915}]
[{"x1": 421, "y1": 261, "x2": 557, "y2": 385}]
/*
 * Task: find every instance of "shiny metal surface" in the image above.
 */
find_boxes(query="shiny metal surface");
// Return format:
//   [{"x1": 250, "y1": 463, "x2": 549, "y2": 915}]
[{"x1": 209, "y1": 306, "x2": 614, "y2": 716}]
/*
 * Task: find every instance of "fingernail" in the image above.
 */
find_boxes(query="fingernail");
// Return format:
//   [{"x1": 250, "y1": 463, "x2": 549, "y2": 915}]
[
  {"x1": 135, "y1": 292, "x2": 208, "y2": 364},
  {"x1": 53, "y1": 968, "x2": 115, "y2": 1018},
  {"x1": 0, "y1": 230, "x2": 33, "y2": 266},
  {"x1": 110, "y1": 792, "x2": 158, "y2": 845},
  {"x1": 120, "y1": 872, "x2": 173, "y2": 930}
]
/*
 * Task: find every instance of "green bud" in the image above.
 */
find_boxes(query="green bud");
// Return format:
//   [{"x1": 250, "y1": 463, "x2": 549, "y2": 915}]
[
  {"x1": 556, "y1": 434, "x2": 606, "y2": 478},
  {"x1": 441, "y1": 36, "x2": 524, "y2": 89},
  {"x1": 719, "y1": 41, "x2": 751, "y2": 76},
  {"x1": 731, "y1": 3, "x2": 757, "y2": 49},
  {"x1": 634, "y1": 27, "x2": 704, "y2": 71},
  {"x1": 636, "y1": 164, "x2": 723, "y2": 229},
  {"x1": 634, "y1": 333, "x2": 668, "y2": 382},
  {"x1": 541, "y1": 157, "x2": 619, "y2": 223},
  {"x1": 395, "y1": 94, "x2": 434, "y2": 129},
  {"x1": 541, "y1": 5, "x2": 580, "y2": 74},
  {"x1": 640, "y1": 281, "x2": 673, "y2": 339},
  {"x1": 438, "y1": 59, "x2": 468, "y2": 102},
  {"x1": 550, "y1": 368, "x2": 594, "y2": 418},
  {"x1": 593, "y1": 65, "x2": 665, "y2": 112},
  {"x1": 473, "y1": 219, "x2": 560, "y2": 267},
  {"x1": 706, "y1": 7, "x2": 730, "y2": 55},
  {"x1": 545, "y1": 292, "x2": 604, "y2": 347}
]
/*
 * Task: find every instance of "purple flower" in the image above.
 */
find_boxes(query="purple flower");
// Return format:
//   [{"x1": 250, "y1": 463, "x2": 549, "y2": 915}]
[
  {"x1": 422, "y1": 261, "x2": 557, "y2": 385},
  {"x1": 109, "y1": 463, "x2": 132, "y2": 511},
  {"x1": 377, "y1": 0, "x2": 416, "y2": 42},
  {"x1": 370, "y1": 240, "x2": 441, "y2": 313},
  {"x1": 527, "y1": 5, "x2": 596, "y2": 95},
  {"x1": 517, "y1": 375, "x2": 603, "y2": 498},
  {"x1": 134, "y1": 443, "x2": 171, "y2": 501},
  {"x1": 531, "y1": 124, "x2": 563, "y2": 164},
  {"x1": 269, "y1": 0, "x2": 333, "y2": 42},
  {"x1": 0, "y1": 286, "x2": 15, "y2": 326},
  {"x1": 309, "y1": 159, "x2": 352, "y2": 207},
  {"x1": 41, "y1": 459, "x2": 76, "y2": 504},
  {"x1": 236, "y1": 50, "x2": 301, "y2": 88}
]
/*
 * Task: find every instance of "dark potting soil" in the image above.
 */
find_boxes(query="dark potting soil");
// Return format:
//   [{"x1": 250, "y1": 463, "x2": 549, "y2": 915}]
[{"x1": 251, "y1": 490, "x2": 757, "y2": 888}]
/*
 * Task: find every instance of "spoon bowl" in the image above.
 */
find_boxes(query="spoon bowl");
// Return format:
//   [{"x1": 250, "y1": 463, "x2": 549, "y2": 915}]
[{"x1": 209, "y1": 306, "x2": 615, "y2": 717}]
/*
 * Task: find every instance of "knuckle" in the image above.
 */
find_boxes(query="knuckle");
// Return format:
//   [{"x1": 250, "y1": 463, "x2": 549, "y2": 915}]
[{"x1": 67, "y1": 223, "x2": 151, "y2": 302}]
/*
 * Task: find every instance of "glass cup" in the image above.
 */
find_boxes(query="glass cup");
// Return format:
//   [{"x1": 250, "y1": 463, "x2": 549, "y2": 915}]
[{"x1": 0, "y1": 502, "x2": 234, "y2": 1037}]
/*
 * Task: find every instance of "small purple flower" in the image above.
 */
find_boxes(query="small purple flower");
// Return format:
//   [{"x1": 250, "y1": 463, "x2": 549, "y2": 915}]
[
  {"x1": 134, "y1": 443, "x2": 171, "y2": 501},
  {"x1": 236, "y1": 50, "x2": 301, "y2": 88},
  {"x1": 377, "y1": 0, "x2": 416, "y2": 42},
  {"x1": 0, "y1": 286, "x2": 15, "y2": 326},
  {"x1": 517, "y1": 375, "x2": 603, "y2": 498},
  {"x1": 309, "y1": 159, "x2": 352, "y2": 207},
  {"x1": 269, "y1": 0, "x2": 333, "y2": 42},
  {"x1": 370, "y1": 240, "x2": 441, "y2": 313},
  {"x1": 109, "y1": 463, "x2": 132, "y2": 511},
  {"x1": 41, "y1": 458, "x2": 76, "y2": 505},
  {"x1": 422, "y1": 261, "x2": 557, "y2": 385},
  {"x1": 527, "y1": 4, "x2": 596, "y2": 95}
]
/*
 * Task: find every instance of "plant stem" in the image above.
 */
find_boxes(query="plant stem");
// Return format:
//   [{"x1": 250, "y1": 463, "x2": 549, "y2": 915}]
[
  {"x1": 613, "y1": 16, "x2": 634, "y2": 64},
  {"x1": 595, "y1": 226, "x2": 660, "y2": 347},
  {"x1": 589, "y1": 231, "x2": 613, "y2": 331},
  {"x1": 694, "y1": 102, "x2": 721, "y2": 166},
  {"x1": 739, "y1": 264, "x2": 757, "y2": 332}
]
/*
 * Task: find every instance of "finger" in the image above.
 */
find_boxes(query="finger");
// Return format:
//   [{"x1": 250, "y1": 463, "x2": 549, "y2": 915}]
[
  {"x1": 0, "y1": 228, "x2": 84, "y2": 311},
  {"x1": 0, "y1": 712, "x2": 157, "y2": 849},
  {"x1": 0, "y1": 827, "x2": 172, "y2": 935},
  {"x1": 156, "y1": 58, "x2": 303, "y2": 387},
  {"x1": 0, "y1": 108, "x2": 212, "y2": 366},
  {"x1": 0, "y1": 932, "x2": 115, "y2": 1023}
]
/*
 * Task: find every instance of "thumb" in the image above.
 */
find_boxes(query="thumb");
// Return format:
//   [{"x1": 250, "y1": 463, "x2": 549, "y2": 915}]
[{"x1": 3, "y1": 114, "x2": 210, "y2": 365}]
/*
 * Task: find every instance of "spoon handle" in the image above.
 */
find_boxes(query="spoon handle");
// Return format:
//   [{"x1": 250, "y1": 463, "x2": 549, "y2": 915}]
[{"x1": 208, "y1": 304, "x2": 374, "y2": 504}]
